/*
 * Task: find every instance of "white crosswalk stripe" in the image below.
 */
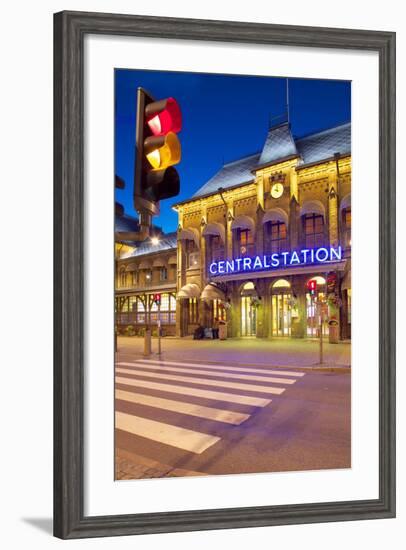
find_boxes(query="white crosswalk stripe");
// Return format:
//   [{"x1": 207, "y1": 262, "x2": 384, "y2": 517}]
[
  {"x1": 115, "y1": 389, "x2": 250, "y2": 425},
  {"x1": 115, "y1": 358, "x2": 305, "y2": 455},
  {"x1": 115, "y1": 376, "x2": 271, "y2": 406},
  {"x1": 116, "y1": 411, "x2": 220, "y2": 454},
  {"x1": 116, "y1": 368, "x2": 285, "y2": 395},
  {"x1": 135, "y1": 359, "x2": 305, "y2": 378},
  {"x1": 117, "y1": 361, "x2": 297, "y2": 385}
]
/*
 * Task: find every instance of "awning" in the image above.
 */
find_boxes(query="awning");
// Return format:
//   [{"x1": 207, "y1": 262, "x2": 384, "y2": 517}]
[
  {"x1": 262, "y1": 207, "x2": 289, "y2": 226},
  {"x1": 201, "y1": 283, "x2": 225, "y2": 301},
  {"x1": 168, "y1": 255, "x2": 177, "y2": 265},
  {"x1": 342, "y1": 270, "x2": 351, "y2": 290},
  {"x1": 152, "y1": 258, "x2": 167, "y2": 268},
  {"x1": 231, "y1": 215, "x2": 255, "y2": 232},
  {"x1": 177, "y1": 283, "x2": 201, "y2": 299},
  {"x1": 125, "y1": 263, "x2": 137, "y2": 272},
  {"x1": 202, "y1": 222, "x2": 225, "y2": 244},
  {"x1": 300, "y1": 199, "x2": 325, "y2": 219},
  {"x1": 178, "y1": 227, "x2": 200, "y2": 248}
]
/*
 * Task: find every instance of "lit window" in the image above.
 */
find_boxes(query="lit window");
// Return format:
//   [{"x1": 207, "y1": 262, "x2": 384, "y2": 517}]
[
  {"x1": 264, "y1": 221, "x2": 287, "y2": 254},
  {"x1": 302, "y1": 213, "x2": 324, "y2": 248}
]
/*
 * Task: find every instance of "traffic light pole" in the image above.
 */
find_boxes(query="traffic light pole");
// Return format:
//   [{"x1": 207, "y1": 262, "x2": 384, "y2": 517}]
[
  {"x1": 319, "y1": 302, "x2": 324, "y2": 365},
  {"x1": 157, "y1": 301, "x2": 162, "y2": 356}
]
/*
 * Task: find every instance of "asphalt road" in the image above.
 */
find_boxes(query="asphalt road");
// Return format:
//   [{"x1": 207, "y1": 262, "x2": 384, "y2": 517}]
[{"x1": 115, "y1": 355, "x2": 351, "y2": 478}]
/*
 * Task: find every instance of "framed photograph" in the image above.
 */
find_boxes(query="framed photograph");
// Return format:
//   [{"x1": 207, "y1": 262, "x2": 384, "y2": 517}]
[{"x1": 54, "y1": 11, "x2": 396, "y2": 539}]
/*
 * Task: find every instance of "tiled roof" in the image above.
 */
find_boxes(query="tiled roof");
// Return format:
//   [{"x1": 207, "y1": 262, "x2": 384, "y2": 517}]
[
  {"x1": 191, "y1": 122, "x2": 351, "y2": 199},
  {"x1": 258, "y1": 123, "x2": 297, "y2": 165},
  {"x1": 124, "y1": 232, "x2": 177, "y2": 258},
  {"x1": 296, "y1": 122, "x2": 351, "y2": 165},
  {"x1": 192, "y1": 153, "x2": 259, "y2": 198}
]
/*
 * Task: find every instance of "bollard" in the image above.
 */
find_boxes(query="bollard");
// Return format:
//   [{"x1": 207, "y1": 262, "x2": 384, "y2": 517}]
[{"x1": 144, "y1": 328, "x2": 151, "y2": 357}]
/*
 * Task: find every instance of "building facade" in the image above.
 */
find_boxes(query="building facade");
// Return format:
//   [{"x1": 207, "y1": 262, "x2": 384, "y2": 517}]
[
  {"x1": 173, "y1": 122, "x2": 351, "y2": 340},
  {"x1": 115, "y1": 231, "x2": 178, "y2": 336},
  {"x1": 115, "y1": 121, "x2": 351, "y2": 341}
]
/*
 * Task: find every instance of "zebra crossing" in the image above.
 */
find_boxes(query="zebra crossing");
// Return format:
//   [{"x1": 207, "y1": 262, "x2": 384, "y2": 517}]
[{"x1": 115, "y1": 358, "x2": 305, "y2": 456}]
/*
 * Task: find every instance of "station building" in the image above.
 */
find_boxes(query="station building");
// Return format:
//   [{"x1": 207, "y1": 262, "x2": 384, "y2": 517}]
[
  {"x1": 115, "y1": 216, "x2": 178, "y2": 336},
  {"x1": 116, "y1": 121, "x2": 351, "y2": 341}
]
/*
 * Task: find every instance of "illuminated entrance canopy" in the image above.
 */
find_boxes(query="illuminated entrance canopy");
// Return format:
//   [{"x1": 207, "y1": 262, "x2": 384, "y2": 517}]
[{"x1": 209, "y1": 246, "x2": 342, "y2": 276}]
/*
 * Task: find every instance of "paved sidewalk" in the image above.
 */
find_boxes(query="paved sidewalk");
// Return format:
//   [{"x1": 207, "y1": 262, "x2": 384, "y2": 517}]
[
  {"x1": 116, "y1": 336, "x2": 351, "y2": 370},
  {"x1": 116, "y1": 448, "x2": 204, "y2": 480}
]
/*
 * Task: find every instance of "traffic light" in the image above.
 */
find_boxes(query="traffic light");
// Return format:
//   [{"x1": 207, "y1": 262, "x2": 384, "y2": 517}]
[
  {"x1": 153, "y1": 293, "x2": 161, "y2": 306},
  {"x1": 307, "y1": 279, "x2": 317, "y2": 296},
  {"x1": 134, "y1": 88, "x2": 181, "y2": 232}
]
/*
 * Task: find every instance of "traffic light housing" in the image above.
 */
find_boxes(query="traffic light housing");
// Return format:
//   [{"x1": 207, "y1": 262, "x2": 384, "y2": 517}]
[
  {"x1": 153, "y1": 293, "x2": 161, "y2": 306},
  {"x1": 308, "y1": 279, "x2": 317, "y2": 296},
  {"x1": 134, "y1": 88, "x2": 181, "y2": 231}
]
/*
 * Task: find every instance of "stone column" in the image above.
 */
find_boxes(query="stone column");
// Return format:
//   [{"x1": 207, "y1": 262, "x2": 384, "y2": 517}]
[
  {"x1": 256, "y1": 206, "x2": 264, "y2": 257},
  {"x1": 200, "y1": 230, "x2": 207, "y2": 287},
  {"x1": 229, "y1": 283, "x2": 240, "y2": 338},
  {"x1": 328, "y1": 171, "x2": 339, "y2": 247},
  {"x1": 262, "y1": 291, "x2": 271, "y2": 338},
  {"x1": 289, "y1": 195, "x2": 300, "y2": 250},
  {"x1": 175, "y1": 298, "x2": 182, "y2": 337},
  {"x1": 255, "y1": 279, "x2": 267, "y2": 338},
  {"x1": 290, "y1": 167, "x2": 298, "y2": 201},
  {"x1": 290, "y1": 277, "x2": 306, "y2": 338},
  {"x1": 226, "y1": 204, "x2": 234, "y2": 259},
  {"x1": 256, "y1": 172, "x2": 265, "y2": 211}
]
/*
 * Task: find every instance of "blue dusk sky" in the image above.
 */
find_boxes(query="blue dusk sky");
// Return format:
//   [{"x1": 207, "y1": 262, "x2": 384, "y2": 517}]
[{"x1": 115, "y1": 69, "x2": 351, "y2": 233}]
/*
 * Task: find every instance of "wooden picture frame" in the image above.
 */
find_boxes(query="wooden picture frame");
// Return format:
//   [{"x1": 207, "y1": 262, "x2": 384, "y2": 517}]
[{"x1": 54, "y1": 10, "x2": 396, "y2": 539}]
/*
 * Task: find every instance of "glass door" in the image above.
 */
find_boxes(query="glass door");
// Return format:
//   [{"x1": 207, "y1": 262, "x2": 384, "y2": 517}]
[
  {"x1": 306, "y1": 291, "x2": 329, "y2": 337},
  {"x1": 271, "y1": 293, "x2": 292, "y2": 336},
  {"x1": 241, "y1": 296, "x2": 256, "y2": 336}
]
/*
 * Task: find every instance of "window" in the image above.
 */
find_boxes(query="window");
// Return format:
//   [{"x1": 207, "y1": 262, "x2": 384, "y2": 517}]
[
  {"x1": 264, "y1": 221, "x2": 287, "y2": 254},
  {"x1": 342, "y1": 207, "x2": 351, "y2": 248},
  {"x1": 188, "y1": 297, "x2": 199, "y2": 324},
  {"x1": 235, "y1": 228, "x2": 254, "y2": 257},
  {"x1": 131, "y1": 271, "x2": 138, "y2": 286},
  {"x1": 144, "y1": 270, "x2": 152, "y2": 284},
  {"x1": 210, "y1": 235, "x2": 224, "y2": 263},
  {"x1": 303, "y1": 213, "x2": 324, "y2": 248},
  {"x1": 186, "y1": 239, "x2": 200, "y2": 268},
  {"x1": 160, "y1": 266, "x2": 168, "y2": 281}
]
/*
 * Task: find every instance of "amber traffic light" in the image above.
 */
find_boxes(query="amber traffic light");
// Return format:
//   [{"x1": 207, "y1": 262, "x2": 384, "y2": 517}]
[{"x1": 134, "y1": 88, "x2": 181, "y2": 230}]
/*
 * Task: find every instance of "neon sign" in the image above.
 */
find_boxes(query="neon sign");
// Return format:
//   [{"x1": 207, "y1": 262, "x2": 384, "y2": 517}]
[{"x1": 209, "y1": 246, "x2": 342, "y2": 276}]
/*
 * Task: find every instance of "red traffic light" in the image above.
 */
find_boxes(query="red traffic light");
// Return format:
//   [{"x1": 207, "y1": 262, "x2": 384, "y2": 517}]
[
  {"x1": 146, "y1": 97, "x2": 182, "y2": 136},
  {"x1": 153, "y1": 293, "x2": 161, "y2": 305},
  {"x1": 307, "y1": 279, "x2": 317, "y2": 294},
  {"x1": 134, "y1": 89, "x2": 182, "y2": 225}
]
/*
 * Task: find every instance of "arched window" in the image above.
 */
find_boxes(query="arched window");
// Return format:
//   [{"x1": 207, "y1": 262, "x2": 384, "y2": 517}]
[
  {"x1": 302, "y1": 213, "x2": 325, "y2": 248},
  {"x1": 235, "y1": 228, "x2": 254, "y2": 257},
  {"x1": 264, "y1": 220, "x2": 288, "y2": 254},
  {"x1": 273, "y1": 278, "x2": 291, "y2": 289},
  {"x1": 210, "y1": 234, "x2": 224, "y2": 263}
]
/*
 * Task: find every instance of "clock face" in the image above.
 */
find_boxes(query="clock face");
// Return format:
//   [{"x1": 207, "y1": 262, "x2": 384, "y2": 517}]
[{"x1": 271, "y1": 182, "x2": 284, "y2": 199}]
